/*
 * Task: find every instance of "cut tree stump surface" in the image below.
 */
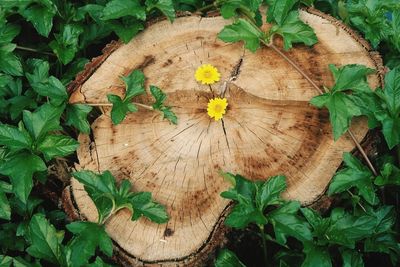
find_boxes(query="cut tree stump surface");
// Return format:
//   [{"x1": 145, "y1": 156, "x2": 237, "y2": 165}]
[{"x1": 66, "y1": 8, "x2": 383, "y2": 266}]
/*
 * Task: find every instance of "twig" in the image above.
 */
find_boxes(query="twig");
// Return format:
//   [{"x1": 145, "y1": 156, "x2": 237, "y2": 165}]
[
  {"x1": 347, "y1": 189, "x2": 367, "y2": 212},
  {"x1": 16, "y1": 45, "x2": 55, "y2": 57},
  {"x1": 264, "y1": 41, "x2": 378, "y2": 176},
  {"x1": 86, "y1": 102, "x2": 154, "y2": 111}
]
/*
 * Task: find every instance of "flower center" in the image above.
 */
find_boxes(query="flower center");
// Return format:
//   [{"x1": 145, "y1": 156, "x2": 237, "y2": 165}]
[
  {"x1": 203, "y1": 70, "x2": 212, "y2": 78},
  {"x1": 214, "y1": 104, "x2": 223, "y2": 113}
]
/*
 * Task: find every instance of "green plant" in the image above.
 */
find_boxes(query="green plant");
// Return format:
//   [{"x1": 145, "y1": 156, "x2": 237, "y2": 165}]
[{"x1": 0, "y1": 0, "x2": 399, "y2": 266}]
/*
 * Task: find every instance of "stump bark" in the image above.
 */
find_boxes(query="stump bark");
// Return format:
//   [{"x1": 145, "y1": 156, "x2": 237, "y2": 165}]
[{"x1": 65, "y1": 8, "x2": 383, "y2": 266}]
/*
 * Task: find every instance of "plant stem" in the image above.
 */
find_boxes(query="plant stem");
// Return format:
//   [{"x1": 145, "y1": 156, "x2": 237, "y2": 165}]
[
  {"x1": 16, "y1": 45, "x2": 55, "y2": 57},
  {"x1": 263, "y1": 41, "x2": 378, "y2": 176},
  {"x1": 86, "y1": 102, "x2": 154, "y2": 111},
  {"x1": 347, "y1": 189, "x2": 367, "y2": 212},
  {"x1": 197, "y1": 3, "x2": 216, "y2": 12},
  {"x1": 258, "y1": 224, "x2": 268, "y2": 266}
]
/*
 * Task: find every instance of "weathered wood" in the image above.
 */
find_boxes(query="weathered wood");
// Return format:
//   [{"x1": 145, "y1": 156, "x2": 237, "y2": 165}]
[{"x1": 66, "y1": 8, "x2": 383, "y2": 266}]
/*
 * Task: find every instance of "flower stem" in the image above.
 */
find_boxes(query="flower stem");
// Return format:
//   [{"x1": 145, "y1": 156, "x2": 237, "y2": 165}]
[
  {"x1": 258, "y1": 224, "x2": 268, "y2": 266},
  {"x1": 86, "y1": 102, "x2": 154, "y2": 111}
]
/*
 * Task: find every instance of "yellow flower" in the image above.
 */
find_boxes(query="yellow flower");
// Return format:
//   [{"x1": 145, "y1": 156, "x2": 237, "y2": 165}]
[
  {"x1": 207, "y1": 97, "x2": 228, "y2": 121},
  {"x1": 195, "y1": 64, "x2": 221, "y2": 85}
]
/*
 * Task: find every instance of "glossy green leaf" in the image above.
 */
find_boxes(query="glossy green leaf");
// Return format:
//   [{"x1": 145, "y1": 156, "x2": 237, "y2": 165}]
[
  {"x1": 0, "y1": 152, "x2": 46, "y2": 203},
  {"x1": 65, "y1": 104, "x2": 93, "y2": 134},
  {"x1": 215, "y1": 249, "x2": 246, "y2": 267},
  {"x1": 26, "y1": 214, "x2": 65, "y2": 265},
  {"x1": 37, "y1": 134, "x2": 79, "y2": 160},
  {"x1": 218, "y1": 18, "x2": 264, "y2": 52}
]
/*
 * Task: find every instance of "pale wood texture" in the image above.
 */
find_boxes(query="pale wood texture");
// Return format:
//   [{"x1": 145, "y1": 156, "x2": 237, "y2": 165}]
[{"x1": 68, "y1": 9, "x2": 382, "y2": 266}]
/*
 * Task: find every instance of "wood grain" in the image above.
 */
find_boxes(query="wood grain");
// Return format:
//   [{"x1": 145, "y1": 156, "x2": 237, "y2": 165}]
[{"x1": 67, "y1": 9, "x2": 383, "y2": 266}]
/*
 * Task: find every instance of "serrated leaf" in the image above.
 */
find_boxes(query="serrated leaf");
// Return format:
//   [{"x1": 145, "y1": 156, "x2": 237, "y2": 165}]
[
  {"x1": 311, "y1": 93, "x2": 361, "y2": 140},
  {"x1": 329, "y1": 64, "x2": 375, "y2": 93},
  {"x1": 0, "y1": 152, "x2": 46, "y2": 203},
  {"x1": 268, "y1": 201, "x2": 312, "y2": 244},
  {"x1": 0, "y1": 187, "x2": 10, "y2": 220},
  {"x1": 0, "y1": 124, "x2": 32, "y2": 151},
  {"x1": 123, "y1": 70, "x2": 146, "y2": 99},
  {"x1": 129, "y1": 192, "x2": 169, "y2": 223},
  {"x1": 26, "y1": 59, "x2": 68, "y2": 104},
  {"x1": 20, "y1": 3, "x2": 56, "y2": 37},
  {"x1": 37, "y1": 134, "x2": 79, "y2": 160},
  {"x1": 145, "y1": 0, "x2": 175, "y2": 21},
  {"x1": 266, "y1": 0, "x2": 298, "y2": 25},
  {"x1": 326, "y1": 213, "x2": 377, "y2": 248},
  {"x1": 101, "y1": 0, "x2": 146, "y2": 21},
  {"x1": 270, "y1": 11, "x2": 317, "y2": 50},
  {"x1": 0, "y1": 23, "x2": 20, "y2": 44},
  {"x1": 109, "y1": 19, "x2": 144, "y2": 43},
  {"x1": 107, "y1": 94, "x2": 137, "y2": 125},
  {"x1": 215, "y1": 249, "x2": 246, "y2": 267},
  {"x1": 65, "y1": 104, "x2": 93, "y2": 134},
  {"x1": 302, "y1": 245, "x2": 332, "y2": 267},
  {"x1": 219, "y1": 0, "x2": 262, "y2": 19},
  {"x1": 150, "y1": 86, "x2": 177, "y2": 124},
  {"x1": 26, "y1": 214, "x2": 65, "y2": 265},
  {"x1": 258, "y1": 175, "x2": 286, "y2": 209},
  {"x1": 375, "y1": 163, "x2": 400, "y2": 186},
  {"x1": 328, "y1": 153, "x2": 378, "y2": 205},
  {"x1": 0, "y1": 44, "x2": 23, "y2": 76},
  {"x1": 218, "y1": 18, "x2": 264, "y2": 52},
  {"x1": 49, "y1": 24, "x2": 83, "y2": 65},
  {"x1": 66, "y1": 222, "x2": 112, "y2": 267},
  {"x1": 22, "y1": 103, "x2": 63, "y2": 141}
]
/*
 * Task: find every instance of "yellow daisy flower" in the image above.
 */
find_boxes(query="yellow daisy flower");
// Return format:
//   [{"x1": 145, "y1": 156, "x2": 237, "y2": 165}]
[
  {"x1": 207, "y1": 97, "x2": 228, "y2": 121},
  {"x1": 195, "y1": 64, "x2": 221, "y2": 85}
]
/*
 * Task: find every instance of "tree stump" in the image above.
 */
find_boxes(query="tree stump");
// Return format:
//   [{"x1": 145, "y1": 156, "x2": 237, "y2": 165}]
[{"x1": 65, "y1": 8, "x2": 383, "y2": 266}]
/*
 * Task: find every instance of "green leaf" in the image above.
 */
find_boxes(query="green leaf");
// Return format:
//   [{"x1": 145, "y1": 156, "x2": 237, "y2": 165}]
[
  {"x1": 65, "y1": 104, "x2": 93, "y2": 134},
  {"x1": 364, "y1": 233, "x2": 400, "y2": 262},
  {"x1": 218, "y1": 18, "x2": 264, "y2": 52},
  {"x1": 72, "y1": 170, "x2": 168, "y2": 224},
  {"x1": 326, "y1": 213, "x2": 377, "y2": 248},
  {"x1": 302, "y1": 245, "x2": 332, "y2": 267},
  {"x1": 123, "y1": 70, "x2": 146, "y2": 99},
  {"x1": 145, "y1": 0, "x2": 175, "y2": 21},
  {"x1": 37, "y1": 134, "x2": 79, "y2": 160},
  {"x1": 109, "y1": 19, "x2": 144, "y2": 43},
  {"x1": 0, "y1": 23, "x2": 20, "y2": 44},
  {"x1": 257, "y1": 175, "x2": 286, "y2": 209},
  {"x1": 376, "y1": 113, "x2": 400, "y2": 149},
  {"x1": 328, "y1": 153, "x2": 378, "y2": 205},
  {"x1": 347, "y1": 0, "x2": 392, "y2": 48},
  {"x1": 86, "y1": 257, "x2": 114, "y2": 267},
  {"x1": 108, "y1": 70, "x2": 145, "y2": 124},
  {"x1": 0, "y1": 152, "x2": 46, "y2": 203},
  {"x1": 215, "y1": 249, "x2": 246, "y2": 267},
  {"x1": 0, "y1": 255, "x2": 12, "y2": 267},
  {"x1": 0, "y1": 124, "x2": 32, "y2": 151},
  {"x1": 26, "y1": 214, "x2": 65, "y2": 265},
  {"x1": 266, "y1": 0, "x2": 298, "y2": 25},
  {"x1": 129, "y1": 192, "x2": 169, "y2": 223},
  {"x1": 25, "y1": 59, "x2": 68, "y2": 104},
  {"x1": 0, "y1": 187, "x2": 10, "y2": 220},
  {"x1": 150, "y1": 86, "x2": 177, "y2": 124},
  {"x1": 0, "y1": 43, "x2": 23, "y2": 76},
  {"x1": 23, "y1": 103, "x2": 63, "y2": 141},
  {"x1": 329, "y1": 64, "x2": 375, "y2": 93},
  {"x1": 340, "y1": 249, "x2": 364, "y2": 267},
  {"x1": 150, "y1": 85, "x2": 167, "y2": 109},
  {"x1": 268, "y1": 201, "x2": 312, "y2": 244},
  {"x1": 20, "y1": 3, "x2": 56, "y2": 37},
  {"x1": 270, "y1": 11, "x2": 317, "y2": 50},
  {"x1": 107, "y1": 94, "x2": 137, "y2": 125},
  {"x1": 218, "y1": 0, "x2": 262, "y2": 19},
  {"x1": 101, "y1": 0, "x2": 146, "y2": 21},
  {"x1": 311, "y1": 93, "x2": 361, "y2": 140},
  {"x1": 49, "y1": 24, "x2": 83, "y2": 65},
  {"x1": 66, "y1": 222, "x2": 113, "y2": 267},
  {"x1": 375, "y1": 163, "x2": 400, "y2": 186}
]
